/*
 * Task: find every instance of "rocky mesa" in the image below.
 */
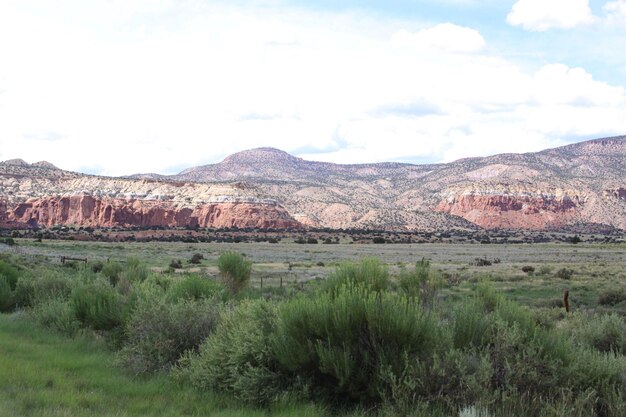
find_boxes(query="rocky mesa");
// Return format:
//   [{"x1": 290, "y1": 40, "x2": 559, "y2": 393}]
[
  {"x1": 2, "y1": 136, "x2": 626, "y2": 232},
  {"x1": 0, "y1": 162, "x2": 301, "y2": 230}
]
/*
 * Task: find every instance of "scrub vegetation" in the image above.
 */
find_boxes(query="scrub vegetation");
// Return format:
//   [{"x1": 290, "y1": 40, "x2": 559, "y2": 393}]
[{"x1": 0, "y1": 240, "x2": 624, "y2": 417}]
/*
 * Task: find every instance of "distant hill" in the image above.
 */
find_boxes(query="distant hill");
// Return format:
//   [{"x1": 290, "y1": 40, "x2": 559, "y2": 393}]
[{"x1": 2, "y1": 136, "x2": 626, "y2": 231}]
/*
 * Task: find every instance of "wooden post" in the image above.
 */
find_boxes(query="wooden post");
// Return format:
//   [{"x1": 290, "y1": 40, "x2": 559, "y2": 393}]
[
  {"x1": 280, "y1": 276, "x2": 283, "y2": 288},
  {"x1": 260, "y1": 276, "x2": 263, "y2": 289},
  {"x1": 563, "y1": 289, "x2": 570, "y2": 313}
]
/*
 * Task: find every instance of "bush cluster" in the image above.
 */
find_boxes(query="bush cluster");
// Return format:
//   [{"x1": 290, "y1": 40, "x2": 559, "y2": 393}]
[
  {"x1": 4, "y1": 254, "x2": 625, "y2": 417},
  {"x1": 119, "y1": 298, "x2": 219, "y2": 374},
  {"x1": 178, "y1": 299, "x2": 282, "y2": 406},
  {"x1": 325, "y1": 257, "x2": 389, "y2": 293},
  {"x1": 168, "y1": 275, "x2": 223, "y2": 302}
]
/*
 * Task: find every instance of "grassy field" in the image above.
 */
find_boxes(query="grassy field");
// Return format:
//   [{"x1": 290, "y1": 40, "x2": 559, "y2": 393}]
[
  {"x1": 4, "y1": 239, "x2": 625, "y2": 314},
  {"x1": 0, "y1": 313, "x2": 328, "y2": 417}
]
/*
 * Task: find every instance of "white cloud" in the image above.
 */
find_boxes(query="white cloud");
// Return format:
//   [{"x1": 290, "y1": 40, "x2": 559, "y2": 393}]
[
  {"x1": 604, "y1": 0, "x2": 626, "y2": 24},
  {"x1": 530, "y1": 64, "x2": 624, "y2": 106},
  {"x1": 391, "y1": 23, "x2": 485, "y2": 53},
  {"x1": 507, "y1": 0, "x2": 596, "y2": 31},
  {"x1": 0, "y1": 1, "x2": 624, "y2": 175}
]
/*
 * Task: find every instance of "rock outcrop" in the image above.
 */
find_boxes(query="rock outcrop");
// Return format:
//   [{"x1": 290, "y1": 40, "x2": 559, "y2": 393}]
[
  {"x1": 605, "y1": 188, "x2": 626, "y2": 201},
  {"x1": 435, "y1": 189, "x2": 579, "y2": 229},
  {"x1": 6, "y1": 195, "x2": 301, "y2": 229}
]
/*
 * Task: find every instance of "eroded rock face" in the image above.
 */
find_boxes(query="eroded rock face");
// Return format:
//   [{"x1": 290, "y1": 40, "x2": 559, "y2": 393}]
[
  {"x1": 436, "y1": 191, "x2": 579, "y2": 229},
  {"x1": 605, "y1": 188, "x2": 626, "y2": 201},
  {"x1": 4, "y1": 195, "x2": 301, "y2": 229}
]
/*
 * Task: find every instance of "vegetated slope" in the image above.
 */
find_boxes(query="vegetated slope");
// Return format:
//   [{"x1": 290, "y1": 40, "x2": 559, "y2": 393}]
[{"x1": 2, "y1": 136, "x2": 626, "y2": 231}]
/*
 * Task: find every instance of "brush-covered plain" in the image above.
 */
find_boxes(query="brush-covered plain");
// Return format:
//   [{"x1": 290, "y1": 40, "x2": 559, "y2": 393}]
[{"x1": 0, "y1": 239, "x2": 625, "y2": 417}]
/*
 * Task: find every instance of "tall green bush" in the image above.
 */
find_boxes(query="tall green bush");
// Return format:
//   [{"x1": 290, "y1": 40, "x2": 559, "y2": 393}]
[
  {"x1": 0, "y1": 260, "x2": 19, "y2": 291},
  {"x1": 14, "y1": 271, "x2": 74, "y2": 308},
  {"x1": 70, "y1": 283, "x2": 128, "y2": 331},
  {"x1": 562, "y1": 312, "x2": 626, "y2": 354},
  {"x1": 273, "y1": 284, "x2": 443, "y2": 406},
  {"x1": 217, "y1": 252, "x2": 251, "y2": 295},
  {"x1": 102, "y1": 261, "x2": 123, "y2": 286},
  {"x1": 398, "y1": 258, "x2": 442, "y2": 305},
  {"x1": 168, "y1": 275, "x2": 223, "y2": 302},
  {"x1": 30, "y1": 298, "x2": 80, "y2": 336},
  {"x1": 119, "y1": 298, "x2": 219, "y2": 374},
  {"x1": 325, "y1": 257, "x2": 389, "y2": 294},
  {"x1": 0, "y1": 275, "x2": 14, "y2": 312},
  {"x1": 177, "y1": 299, "x2": 283, "y2": 405},
  {"x1": 123, "y1": 257, "x2": 148, "y2": 284}
]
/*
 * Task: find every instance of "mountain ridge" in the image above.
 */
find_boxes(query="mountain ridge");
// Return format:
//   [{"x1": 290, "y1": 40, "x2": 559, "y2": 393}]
[{"x1": 2, "y1": 136, "x2": 626, "y2": 231}]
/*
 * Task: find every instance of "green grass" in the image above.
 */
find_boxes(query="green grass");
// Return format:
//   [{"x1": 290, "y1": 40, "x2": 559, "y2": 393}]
[{"x1": 0, "y1": 314, "x2": 327, "y2": 417}]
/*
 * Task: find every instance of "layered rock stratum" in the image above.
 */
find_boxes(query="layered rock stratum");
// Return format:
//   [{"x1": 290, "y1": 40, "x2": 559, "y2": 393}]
[{"x1": 2, "y1": 136, "x2": 626, "y2": 231}]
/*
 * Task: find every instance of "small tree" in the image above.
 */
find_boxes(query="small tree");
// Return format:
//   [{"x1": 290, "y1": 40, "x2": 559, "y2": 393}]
[{"x1": 217, "y1": 252, "x2": 252, "y2": 295}]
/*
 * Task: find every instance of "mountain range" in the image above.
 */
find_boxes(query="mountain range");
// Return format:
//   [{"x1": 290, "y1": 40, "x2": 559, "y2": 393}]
[{"x1": 1, "y1": 136, "x2": 625, "y2": 232}]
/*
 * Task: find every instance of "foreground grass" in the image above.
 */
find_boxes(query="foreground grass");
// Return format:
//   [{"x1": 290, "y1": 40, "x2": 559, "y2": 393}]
[{"x1": 0, "y1": 314, "x2": 325, "y2": 417}]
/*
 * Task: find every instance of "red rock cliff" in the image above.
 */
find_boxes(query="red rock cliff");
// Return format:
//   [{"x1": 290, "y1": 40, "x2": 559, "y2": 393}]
[
  {"x1": 3, "y1": 195, "x2": 302, "y2": 229},
  {"x1": 436, "y1": 192, "x2": 579, "y2": 230}
]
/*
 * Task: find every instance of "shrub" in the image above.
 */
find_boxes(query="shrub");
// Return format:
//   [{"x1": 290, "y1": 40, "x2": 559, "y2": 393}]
[
  {"x1": 0, "y1": 260, "x2": 19, "y2": 291},
  {"x1": 398, "y1": 258, "x2": 441, "y2": 304},
  {"x1": 473, "y1": 257, "x2": 492, "y2": 267},
  {"x1": 13, "y1": 271, "x2": 74, "y2": 308},
  {"x1": 563, "y1": 313, "x2": 626, "y2": 354},
  {"x1": 169, "y1": 259, "x2": 183, "y2": 269},
  {"x1": 556, "y1": 268, "x2": 574, "y2": 280},
  {"x1": 123, "y1": 257, "x2": 148, "y2": 284},
  {"x1": 452, "y1": 298, "x2": 492, "y2": 349},
  {"x1": 325, "y1": 257, "x2": 389, "y2": 294},
  {"x1": 118, "y1": 298, "x2": 219, "y2": 374},
  {"x1": 0, "y1": 275, "x2": 14, "y2": 312},
  {"x1": 521, "y1": 265, "x2": 535, "y2": 274},
  {"x1": 1, "y1": 237, "x2": 16, "y2": 246},
  {"x1": 168, "y1": 275, "x2": 223, "y2": 302},
  {"x1": 598, "y1": 289, "x2": 626, "y2": 306},
  {"x1": 538, "y1": 265, "x2": 553, "y2": 275},
  {"x1": 217, "y1": 252, "x2": 251, "y2": 295},
  {"x1": 189, "y1": 253, "x2": 204, "y2": 264},
  {"x1": 91, "y1": 261, "x2": 104, "y2": 273},
  {"x1": 381, "y1": 348, "x2": 492, "y2": 413},
  {"x1": 451, "y1": 285, "x2": 626, "y2": 415},
  {"x1": 102, "y1": 261, "x2": 123, "y2": 286},
  {"x1": 70, "y1": 283, "x2": 128, "y2": 331},
  {"x1": 273, "y1": 284, "x2": 443, "y2": 406},
  {"x1": 30, "y1": 298, "x2": 80, "y2": 336},
  {"x1": 177, "y1": 299, "x2": 283, "y2": 405}
]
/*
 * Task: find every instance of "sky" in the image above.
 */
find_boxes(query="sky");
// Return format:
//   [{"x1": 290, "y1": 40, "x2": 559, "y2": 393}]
[{"x1": 1, "y1": 0, "x2": 625, "y2": 176}]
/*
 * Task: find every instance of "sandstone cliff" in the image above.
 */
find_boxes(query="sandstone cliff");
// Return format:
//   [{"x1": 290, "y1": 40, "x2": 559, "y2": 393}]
[
  {"x1": 0, "y1": 162, "x2": 301, "y2": 229},
  {"x1": 7, "y1": 195, "x2": 300, "y2": 229}
]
